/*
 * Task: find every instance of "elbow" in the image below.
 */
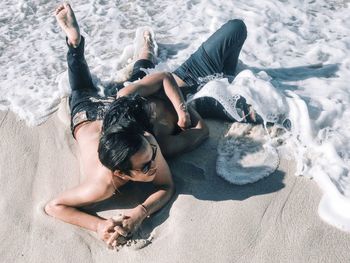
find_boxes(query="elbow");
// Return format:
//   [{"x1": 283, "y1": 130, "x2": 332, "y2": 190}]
[
  {"x1": 44, "y1": 200, "x2": 61, "y2": 217},
  {"x1": 166, "y1": 183, "x2": 176, "y2": 204},
  {"x1": 196, "y1": 119, "x2": 209, "y2": 139},
  {"x1": 162, "y1": 72, "x2": 176, "y2": 84},
  {"x1": 163, "y1": 72, "x2": 172, "y2": 79},
  {"x1": 162, "y1": 181, "x2": 176, "y2": 197}
]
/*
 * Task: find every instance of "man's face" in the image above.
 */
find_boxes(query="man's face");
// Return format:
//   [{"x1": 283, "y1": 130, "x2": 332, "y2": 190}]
[{"x1": 126, "y1": 138, "x2": 158, "y2": 182}]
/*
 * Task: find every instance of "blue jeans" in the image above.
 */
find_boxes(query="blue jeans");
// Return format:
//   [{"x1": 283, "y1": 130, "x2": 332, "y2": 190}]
[
  {"x1": 173, "y1": 19, "x2": 248, "y2": 122},
  {"x1": 174, "y1": 19, "x2": 247, "y2": 87}
]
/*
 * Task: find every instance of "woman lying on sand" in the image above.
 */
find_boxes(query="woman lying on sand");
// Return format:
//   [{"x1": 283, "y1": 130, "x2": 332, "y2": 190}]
[{"x1": 45, "y1": 3, "x2": 251, "y2": 248}]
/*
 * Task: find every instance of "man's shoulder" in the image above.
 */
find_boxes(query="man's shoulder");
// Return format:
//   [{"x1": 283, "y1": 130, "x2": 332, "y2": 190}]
[
  {"x1": 144, "y1": 131, "x2": 157, "y2": 143},
  {"x1": 75, "y1": 120, "x2": 103, "y2": 142}
]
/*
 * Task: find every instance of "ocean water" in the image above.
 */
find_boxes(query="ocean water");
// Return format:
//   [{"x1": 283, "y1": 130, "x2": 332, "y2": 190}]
[{"x1": 1, "y1": 0, "x2": 350, "y2": 231}]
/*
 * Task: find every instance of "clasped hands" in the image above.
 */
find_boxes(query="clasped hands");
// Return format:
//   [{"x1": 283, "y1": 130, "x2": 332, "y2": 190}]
[{"x1": 97, "y1": 205, "x2": 148, "y2": 249}]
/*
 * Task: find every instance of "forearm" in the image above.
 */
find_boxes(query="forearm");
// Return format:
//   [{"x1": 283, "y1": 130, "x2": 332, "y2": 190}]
[
  {"x1": 117, "y1": 72, "x2": 167, "y2": 98},
  {"x1": 169, "y1": 129, "x2": 208, "y2": 156},
  {"x1": 141, "y1": 185, "x2": 175, "y2": 216},
  {"x1": 45, "y1": 202, "x2": 104, "y2": 232},
  {"x1": 162, "y1": 73, "x2": 187, "y2": 117},
  {"x1": 158, "y1": 106, "x2": 209, "y2": 157}
]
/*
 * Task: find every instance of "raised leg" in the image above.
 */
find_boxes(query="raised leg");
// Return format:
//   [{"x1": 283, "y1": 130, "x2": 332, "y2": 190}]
[
  {"x1": 55, "y1": 3, "x2": 98, "y2": 105},
  {"x1": 129, "y1": 30, "x2": 156, "y2": 82},
  {"x1": 201, "y1": 19, "x2": 247, "y2": 76},
  {"x1": 105, "y1": 31, "x2": 156, "y2": 96},
  {"x1": 173, "y1": 19, "x2": 247, "y2": 87},
  {"x1": 136, "y1": 31, "x2": 156, "y2": 63}
]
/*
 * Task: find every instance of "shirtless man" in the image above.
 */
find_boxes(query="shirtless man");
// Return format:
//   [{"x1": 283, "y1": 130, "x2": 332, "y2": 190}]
[{"x1": 45, "y1": 3, "x2": 208, "y2": 249}]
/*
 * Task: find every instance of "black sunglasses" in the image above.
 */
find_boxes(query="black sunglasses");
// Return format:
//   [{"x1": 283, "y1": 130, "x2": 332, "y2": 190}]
[{"x1": 133, "y1": 143, "x2": 157, "y2": 174}]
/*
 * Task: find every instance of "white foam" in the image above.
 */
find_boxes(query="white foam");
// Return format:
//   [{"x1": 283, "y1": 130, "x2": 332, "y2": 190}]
[
  {"x1": 1, "y1": 0, "x2": 350, "y2": 231},
  {"x1": 217, "y1": 123, "x2": 279, "y2": 185}
]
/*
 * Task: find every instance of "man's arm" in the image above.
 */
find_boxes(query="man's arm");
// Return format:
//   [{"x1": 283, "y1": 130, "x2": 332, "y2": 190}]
[
  {"x1": 117, "y1": 72, "x2": 190, "y2": 128},
  {"x1": 44, "y1": 180, "x2": 126, "y2": 245},
  {"x1": 141, "y1": 136, "x2": 175, "y2": 214},
  {"x1": 114, "y1": 135, "x2": 175, "y2": 238},
  {"x1": 157, "y1": 106, "x2": 210, "y2": 157}
]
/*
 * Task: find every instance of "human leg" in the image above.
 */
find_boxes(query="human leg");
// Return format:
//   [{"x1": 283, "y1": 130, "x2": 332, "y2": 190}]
[
  {"x1": 55, "y1": 3, "x2": 81, "y2": 47},
  {"x1": 56, "y1": 3, "x2": 102, "y2": 136},
  {"x1": 173, "y1": 20, "x2": 251, "y2": 122},
  {"x1": 194, "y1": 96, "x2": 263, "y2": 124},
  {"x1": 67, "y1": 37, "x2": 98, "y2": 98},
  {"x1": 128, "y1": 31, "x2": 156, "y2": 82},
  {"x1": 173, "y1": 19, "x2": 247, "y2": 87},
  {"x1": 105, "y1": 30, "x2": 157, "y2": 96},
  {"x1": 201, "y1": 19, "x2": 247, "y2": 76},
  {"x1": 128, "y1": 59, "x2": 155, "y2": 82},
  {"x1": 194, "y1": 97, "x2": 236, "y2": 122},
  {"x1": 56, "y1": 3, "x2": 98, "y2": 104}
]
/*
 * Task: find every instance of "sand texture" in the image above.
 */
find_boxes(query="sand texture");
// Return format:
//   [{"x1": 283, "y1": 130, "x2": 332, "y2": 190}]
[{"x1": 1, "y1": 110, "x2": 350, "y2": 263}]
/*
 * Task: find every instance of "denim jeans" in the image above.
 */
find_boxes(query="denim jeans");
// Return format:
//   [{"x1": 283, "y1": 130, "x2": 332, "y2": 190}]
[
  {"x1": 173, "y1": 19, "x2": 248, "y2": 122},
  {"x1": 67, "y1": 36, "x2": 154, "y2": 137},
  {"x1": 173, "y1": 19, "x2": 247, "y2": 87}
]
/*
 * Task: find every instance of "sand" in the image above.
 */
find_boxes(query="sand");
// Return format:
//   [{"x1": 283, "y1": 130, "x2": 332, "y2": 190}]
[{"x1": 1, "y1": 109, "x2": 350, "y2": 263}]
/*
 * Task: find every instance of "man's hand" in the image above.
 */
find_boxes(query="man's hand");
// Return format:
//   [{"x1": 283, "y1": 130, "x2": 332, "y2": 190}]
[
  {"x1": 97, "y1": 218, "x2": 128, "y2": 249},
  {"x1": 121, "y1": 205, "x2": 148, "y2": 234},
  {"x1": 177, "y1": 111, "x2": 191, "y2": 130},
  {"x1": 97, "y1": 205, "x2": 148, "y2": 248}
]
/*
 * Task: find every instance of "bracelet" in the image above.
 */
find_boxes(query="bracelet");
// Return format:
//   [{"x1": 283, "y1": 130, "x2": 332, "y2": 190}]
[
  {"x1": 179, "y1": 102, "x2": 187, "y2": 112},
  {"x1": 139, "y1": 204, "x2": 150, "y2": 218}
]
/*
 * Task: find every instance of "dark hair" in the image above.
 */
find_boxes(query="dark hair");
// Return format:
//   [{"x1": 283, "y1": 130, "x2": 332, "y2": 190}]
[
  {"x1": 98, "y1": 119, "x2": 145, "y2": 173},
  {"x1": 102, "y1": 95, "x2": 153, "y2": 135}
]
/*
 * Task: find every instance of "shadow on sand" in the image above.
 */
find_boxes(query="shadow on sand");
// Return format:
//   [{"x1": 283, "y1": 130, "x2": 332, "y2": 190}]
[
  {"x1": 245, "y1": 62, "x2": 339, "y2": 91},
  {"x1": 82, "y1": 121, "x2": 286, "y2": 245}
]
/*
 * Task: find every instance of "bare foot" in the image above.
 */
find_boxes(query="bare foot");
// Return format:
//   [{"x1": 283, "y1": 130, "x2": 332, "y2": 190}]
[
  {"x1": 246, "y1": 105, "x2": 263, "y2": 124},
  {"x1": 55, "y1": 3, "x2": 81, "y2": 47},
  {"x1": 137, "y1": 30, "x2": 156, "y2": 62}
]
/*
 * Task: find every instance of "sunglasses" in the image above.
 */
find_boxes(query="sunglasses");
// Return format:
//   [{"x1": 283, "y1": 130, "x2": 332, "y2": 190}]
[{"x1": 132, "y1": 143, "x2": 157, "y2": 174}]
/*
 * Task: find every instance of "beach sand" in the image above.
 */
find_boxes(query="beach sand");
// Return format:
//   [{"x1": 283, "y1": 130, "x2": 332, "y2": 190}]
[{"x1": 1, "y1": 109, "x2": 350, "y2": 263}]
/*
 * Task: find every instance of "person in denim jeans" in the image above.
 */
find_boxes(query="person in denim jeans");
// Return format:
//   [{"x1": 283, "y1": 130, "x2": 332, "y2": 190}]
[
  {"x1": 117, "y1": 19, "x2": 255, "y2": 133},
  {"x1": 172, "y1": 19, "x2": 251, "y2": 122}
]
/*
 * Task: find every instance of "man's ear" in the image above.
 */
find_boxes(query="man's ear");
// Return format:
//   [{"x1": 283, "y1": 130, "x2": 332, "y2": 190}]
[{"x1": 113, "y1": 170, "x2": 131, "y2": 181}]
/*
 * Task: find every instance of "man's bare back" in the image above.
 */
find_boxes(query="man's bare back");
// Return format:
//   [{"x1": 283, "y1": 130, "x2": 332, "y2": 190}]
[{"x1": 74, "y1": 95, "x2": 178, "y2": 183}]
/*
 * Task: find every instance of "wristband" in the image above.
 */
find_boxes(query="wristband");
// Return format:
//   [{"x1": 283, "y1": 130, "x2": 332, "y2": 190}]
[
  {"x1": 139, "y1": 204, "x2": 150, "y2": 218},
  {"x1": 179, "y1": 102, "x2": 187, "y2": 112}
]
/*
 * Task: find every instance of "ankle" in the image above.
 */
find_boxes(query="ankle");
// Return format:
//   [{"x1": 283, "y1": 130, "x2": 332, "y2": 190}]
[{"x1": 68, "y1": 35, "x2": 81, "y2": 48}]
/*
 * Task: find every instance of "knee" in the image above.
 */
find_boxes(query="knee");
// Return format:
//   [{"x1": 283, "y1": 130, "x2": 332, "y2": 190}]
[{"x1": 224, "y1": 19, "x2": 247, "y2": 42}]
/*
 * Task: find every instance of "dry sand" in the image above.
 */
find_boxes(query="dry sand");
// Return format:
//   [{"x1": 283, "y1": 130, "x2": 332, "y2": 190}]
[{"x1": 1, "y1": 109, "x2": 350, "y2": 263}]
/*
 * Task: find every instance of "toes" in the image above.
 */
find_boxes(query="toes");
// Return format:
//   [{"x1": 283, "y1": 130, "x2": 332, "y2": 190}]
[
  {"x1": 143, "y1": 31, "x2": 152, "y2": 42},
  {"x1": 143, "y1": 30, "x2": 151, "y2": 37},
  {"x1": 64, "y1": 2, "x2": 72, "y2": 12},
  {"x1": 54, "y1": 5, "x2": 64, "y2": 15}
]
